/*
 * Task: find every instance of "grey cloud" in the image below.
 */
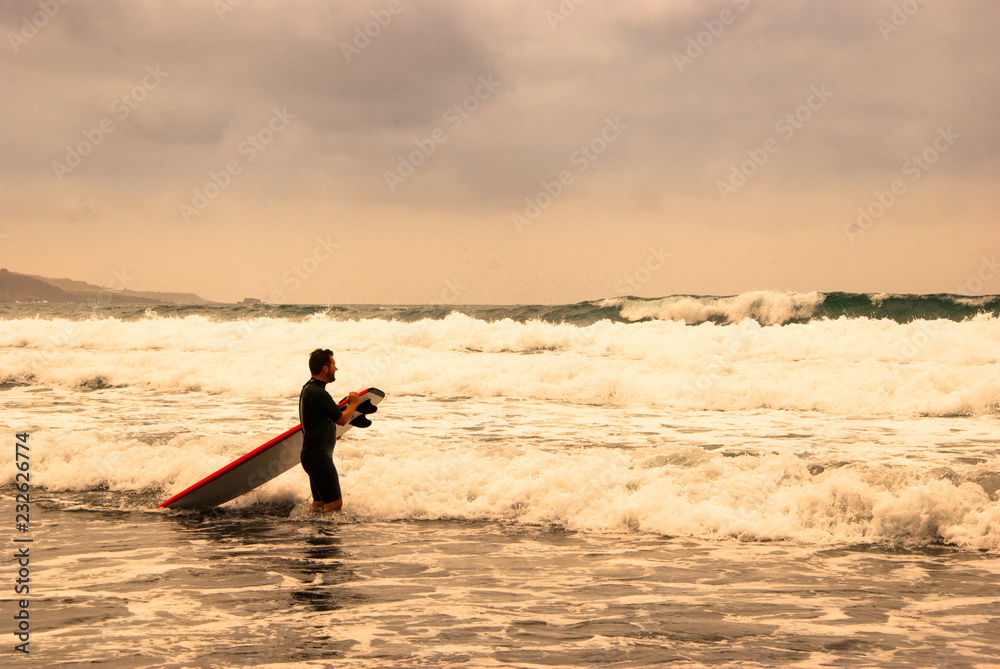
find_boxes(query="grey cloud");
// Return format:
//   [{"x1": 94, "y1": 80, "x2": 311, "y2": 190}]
[{"x1": 3, "y1": 1, "x2": 998, "y2": 210}]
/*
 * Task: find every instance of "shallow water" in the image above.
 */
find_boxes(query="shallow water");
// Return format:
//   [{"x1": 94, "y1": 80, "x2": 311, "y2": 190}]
[{"x1": 8, "y1": 497, "x2": 998, "y2": 668}]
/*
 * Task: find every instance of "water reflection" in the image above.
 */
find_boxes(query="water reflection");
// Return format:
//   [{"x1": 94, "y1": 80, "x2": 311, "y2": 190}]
[{"x1": 163, "y1": 507, "x2": 359, "y2": 612}]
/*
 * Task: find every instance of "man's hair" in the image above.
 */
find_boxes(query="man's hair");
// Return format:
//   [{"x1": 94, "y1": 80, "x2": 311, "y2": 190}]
[{"x1": 308, "y1": 348, "x2": 333, "y2": 375}]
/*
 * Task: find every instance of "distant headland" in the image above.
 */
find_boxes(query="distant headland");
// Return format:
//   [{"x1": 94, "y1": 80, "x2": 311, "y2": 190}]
[{"x1": 0, "y1": 268, "x2": 219, "y2": 305}]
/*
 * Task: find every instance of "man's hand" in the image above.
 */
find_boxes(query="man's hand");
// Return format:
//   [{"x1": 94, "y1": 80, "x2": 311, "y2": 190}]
[{"x1": 337, "y1": 392, "x2": 362, "y2": 426}]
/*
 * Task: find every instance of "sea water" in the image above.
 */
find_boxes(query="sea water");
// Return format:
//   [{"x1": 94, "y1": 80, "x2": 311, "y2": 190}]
[{"x1": 1, "y1": 293, "x2": 998, "y2": 667}]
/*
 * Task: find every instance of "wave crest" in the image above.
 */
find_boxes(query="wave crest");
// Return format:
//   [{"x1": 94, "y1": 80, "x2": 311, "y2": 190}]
[{"x1": 601, "y1": 291, "x2": 825, "y2": 325}]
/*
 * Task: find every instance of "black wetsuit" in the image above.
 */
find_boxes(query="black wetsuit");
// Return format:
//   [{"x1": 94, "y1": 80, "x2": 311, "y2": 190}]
[{"x1": 298, "y1": 378, "x2": 344, "y2": 503}]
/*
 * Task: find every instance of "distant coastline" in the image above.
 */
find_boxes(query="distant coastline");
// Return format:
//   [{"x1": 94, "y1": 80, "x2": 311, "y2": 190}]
[{"x1": 0, "y1": 268, "x2": 219, "y2": 305}]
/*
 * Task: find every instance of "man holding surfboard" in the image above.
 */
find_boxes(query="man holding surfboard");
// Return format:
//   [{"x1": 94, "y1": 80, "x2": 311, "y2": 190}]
[
  {"x1": 299, "y1": 348, "x2": 359, "y2": 512},
  {"x1": 158, "y1": 361, "x2": 382, "y2": 511}
]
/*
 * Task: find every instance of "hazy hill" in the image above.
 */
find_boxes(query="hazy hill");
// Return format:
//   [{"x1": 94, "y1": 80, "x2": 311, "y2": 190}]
[
  {"x1": 0, "y1": 270, "x2": 75, "y2": 302},
  {"x1": 0, "y1": 269, "x2": 218, "y2": 304}
]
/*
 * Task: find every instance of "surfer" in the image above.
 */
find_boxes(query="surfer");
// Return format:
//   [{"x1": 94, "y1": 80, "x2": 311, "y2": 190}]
[{"x1": 299, "y1": 348, "x2": 359, "y2": 512}]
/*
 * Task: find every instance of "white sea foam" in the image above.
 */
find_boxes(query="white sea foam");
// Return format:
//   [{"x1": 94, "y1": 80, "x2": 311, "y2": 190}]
[
  {"x1": 255, "y1": 426, "x2": 1000, "y2": 551},
  {"x1": 3, "y1": 312, "x2": 998, "y2": 550},
  {"x1": 600, "y1": 291, "x2": 826, "y2": 324},
  {"x1": 1, "y1": 312, "x2": 997, "y2": 415},
  {"x1": 11, "y1": 392, "x2": 999, "y2": 552}
]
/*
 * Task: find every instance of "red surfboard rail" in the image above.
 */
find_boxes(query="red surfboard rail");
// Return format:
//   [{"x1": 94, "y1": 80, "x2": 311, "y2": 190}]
[{"x1": 157, "y1": 424, "x2": 303, "y2": 509}]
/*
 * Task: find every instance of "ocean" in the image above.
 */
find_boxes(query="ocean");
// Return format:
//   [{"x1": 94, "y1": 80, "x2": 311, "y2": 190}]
[{"x1": 2, "y1": 292, "x2": 999, "y2": 668}]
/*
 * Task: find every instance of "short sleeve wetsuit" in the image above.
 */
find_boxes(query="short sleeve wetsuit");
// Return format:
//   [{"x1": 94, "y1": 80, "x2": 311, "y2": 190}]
[{"x1": 298, "y1": 378, "x2": 344, "y2": 503}]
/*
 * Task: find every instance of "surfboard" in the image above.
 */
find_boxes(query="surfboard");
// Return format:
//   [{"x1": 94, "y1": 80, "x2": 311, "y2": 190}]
[{"x1": 158, "y1": 387, "x2": 385, "y2": 510}]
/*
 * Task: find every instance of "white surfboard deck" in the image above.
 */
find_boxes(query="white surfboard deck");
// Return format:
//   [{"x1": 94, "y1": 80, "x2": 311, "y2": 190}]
[{"x1": 158, "y1": 387, "x2": 384, "y2": 510}]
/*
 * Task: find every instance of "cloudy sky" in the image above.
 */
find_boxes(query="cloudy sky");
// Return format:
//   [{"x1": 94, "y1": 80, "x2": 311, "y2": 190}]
[{"x1": 1, "y1": 0, "x2": 997, "y2": 304}]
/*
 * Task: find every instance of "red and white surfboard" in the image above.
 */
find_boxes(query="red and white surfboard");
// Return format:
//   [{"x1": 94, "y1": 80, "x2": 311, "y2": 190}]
[{"x1": 158, "y1": 387, "x2": 385, "y2": 509}]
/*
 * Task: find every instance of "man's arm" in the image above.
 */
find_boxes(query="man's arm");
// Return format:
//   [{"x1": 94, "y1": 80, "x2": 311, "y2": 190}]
[{"x1": 336, "y1": 392, "x2": 360, "y2": 426}]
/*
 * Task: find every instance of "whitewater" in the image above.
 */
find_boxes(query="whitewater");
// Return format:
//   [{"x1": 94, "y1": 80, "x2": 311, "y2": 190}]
[{"x1": 1, "y1": 294, "x2": 999, "y2": 667}]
